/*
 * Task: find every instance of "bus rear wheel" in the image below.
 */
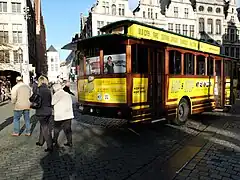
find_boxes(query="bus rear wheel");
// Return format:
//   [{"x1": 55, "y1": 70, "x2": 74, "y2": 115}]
[{"x1": 173, "y1": 98, "x2": 189, "y2": 125}]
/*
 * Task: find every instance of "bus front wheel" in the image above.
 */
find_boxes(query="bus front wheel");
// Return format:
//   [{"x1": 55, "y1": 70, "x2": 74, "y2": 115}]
[{"x1": 174, "y1": 98, "x2": 189, "y2": 125}]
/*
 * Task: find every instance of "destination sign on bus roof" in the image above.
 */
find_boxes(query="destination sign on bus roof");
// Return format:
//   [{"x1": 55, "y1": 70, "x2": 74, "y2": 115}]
[{"x1": 127, "y1": 23, "x2": 220, "y2": 55}]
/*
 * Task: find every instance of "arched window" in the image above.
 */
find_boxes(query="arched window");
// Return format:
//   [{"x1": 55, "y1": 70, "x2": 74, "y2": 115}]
[
  {"x1": 216, "y1": 19, "x2": 221, "y2": 34},
  {"x1": 112, "y1": 4, "x2": 116, "y2": 15},
  {"x1": 207, "y1": 7, "x2": 212, "y2": 12},
  {"x1": 207, "y1": 19, "x2": 213, "y2": 34},
  {"x1": 199, "y1": 6, "x2": 204, "y2": 11},
  {"x1": 199, "y1": 18, "x2": 204, "y2": 32}
]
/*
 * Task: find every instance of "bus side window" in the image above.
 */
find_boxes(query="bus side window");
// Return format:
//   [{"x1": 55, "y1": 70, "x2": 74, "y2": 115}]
[
  {"x1": 169, "y1": 50, "x2": 181, "y2": 75},
  {"x1": 132, "y1": 45, "x2": 148, "y2": 73},
  {"x1": 207, "y1": 56, "x2": 214, "y2": 76},
  {"x1": 184, "y1": 53, "x2": 194, "y2": 75},
  {"x1": 197, "y1": 55, "x2": 205, "y2": 75},
  {"x1": 224, "y1": 60, "x2": 231, "y2": 77},
  {"x1": 233, "y1": 62, "x2": 237, "y2": 78},
  {"x1": 215, "y1": 60, "x2": 221, "y2": 76}
]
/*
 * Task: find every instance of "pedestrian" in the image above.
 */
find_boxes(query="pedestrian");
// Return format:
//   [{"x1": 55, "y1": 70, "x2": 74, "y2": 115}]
[
  {"x1": 35, "y1": 75, "x2": 53, "y2": 152},
  {"x1": 11, "y1": 76, "x2": 31, "y2": 136},
  {"x1": 63, "y1": 80, "x2": 75, "y2": 96},
  {"x1": 52, "y1": 83, "x2": 74, "y2": 147}
]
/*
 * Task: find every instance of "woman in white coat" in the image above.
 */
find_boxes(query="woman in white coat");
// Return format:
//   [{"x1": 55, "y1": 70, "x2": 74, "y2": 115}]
[{"x1": 52, "y1": 83, "x2": 74, "y2": 147}]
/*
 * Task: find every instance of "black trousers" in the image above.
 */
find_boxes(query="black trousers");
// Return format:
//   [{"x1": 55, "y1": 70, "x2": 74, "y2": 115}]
[
  {"x1": 37, "y1": 115, "x2": 53, "y2": 149},
  {"x1": 53, "y1": 119, "x2": 72, "y2": 144}
]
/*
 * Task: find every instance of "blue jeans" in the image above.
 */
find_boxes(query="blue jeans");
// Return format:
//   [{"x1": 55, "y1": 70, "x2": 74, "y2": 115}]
[{"x1": 13, "y1": 110, "x2": 30, "y2": 134}]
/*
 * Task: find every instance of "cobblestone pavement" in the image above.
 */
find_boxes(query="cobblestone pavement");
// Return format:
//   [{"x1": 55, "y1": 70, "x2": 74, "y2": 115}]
[
  {"x1": 173, "y1": 102, "x2": 240, "y2": 180},
  {"x1": 0, "y1": 100, "x2": 238, "y2": 180}
]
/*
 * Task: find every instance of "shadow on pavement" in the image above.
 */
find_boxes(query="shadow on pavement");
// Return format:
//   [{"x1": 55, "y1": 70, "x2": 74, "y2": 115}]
[
  {"x1": 0, "y1": 116, "x2": 13, "y2": 132},
  {"x1": 40, "y1": 151, "x2": 75, "y2": 180},
  {"x1": 19, "y1": 115, "x2": 39, "y2": 135},
  {"x1": 0, "y1": 101, "x2": 10, "y2": 107}
]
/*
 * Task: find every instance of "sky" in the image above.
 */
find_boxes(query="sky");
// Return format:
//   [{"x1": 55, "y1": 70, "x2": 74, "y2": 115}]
[
  {"x1": 42, "y1": 0, "x2": 239, "y2": 60},
  {"x1": 42, "y1": 0, "x2": 95, "y2": 60},
  {"x1": 41, "y1": 0, "x2": 138, "y2": 61}
]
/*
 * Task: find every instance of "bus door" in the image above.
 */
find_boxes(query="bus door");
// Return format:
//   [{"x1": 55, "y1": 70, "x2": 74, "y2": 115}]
[
  {"x1": 149, "y1": 48, "x2": 164, "y2": 118},
  {"x1": 214, "y1": 59, "x2": 223, "y2": 108}
]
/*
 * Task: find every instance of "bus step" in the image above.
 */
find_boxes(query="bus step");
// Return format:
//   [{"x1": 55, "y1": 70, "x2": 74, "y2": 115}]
[
  {"x1": 213, "y1": 109, "x2": 224, "y2": 112},
  {"x1": 151, "y1": 118, "x2": 166, "y2": 123}
]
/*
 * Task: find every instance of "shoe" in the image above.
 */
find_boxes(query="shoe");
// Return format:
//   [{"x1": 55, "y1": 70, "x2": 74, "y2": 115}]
[
  {"x1": 64, "y1": 143, "x2": 72, "y2": 147},
  {"x1": 12, "y1": 133, "x2": 19, "y2": 136},
  {"x1": 44, "y1": 148, "x2": 53, "y2": 152},
  {"x1": 25, "y1": 133, "x2": 31, "y2": 136},
  {"x1": 36, "y1": 142, "x2": 43, "y2": 146}
]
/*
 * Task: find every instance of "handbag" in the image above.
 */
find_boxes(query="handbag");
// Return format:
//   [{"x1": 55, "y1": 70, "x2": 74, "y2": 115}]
[{"x1": 29, "y1": 87, "x2": 42, "y2": 109}]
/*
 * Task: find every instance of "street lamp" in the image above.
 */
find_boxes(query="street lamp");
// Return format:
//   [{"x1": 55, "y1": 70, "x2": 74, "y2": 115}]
[{"x1": 17, "y1": 47, "x2": 23, "y2": 77}]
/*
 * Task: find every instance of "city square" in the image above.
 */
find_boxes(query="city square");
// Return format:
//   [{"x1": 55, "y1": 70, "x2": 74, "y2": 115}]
[{"x1": 1, "y1": 0, "x2": 240, "y2": 180}]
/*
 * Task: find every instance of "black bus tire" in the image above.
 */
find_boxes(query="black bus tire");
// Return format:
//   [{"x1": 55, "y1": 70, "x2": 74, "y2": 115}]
[{"x1": 173, "y1": 98, "x2": 189, "y2": 125}]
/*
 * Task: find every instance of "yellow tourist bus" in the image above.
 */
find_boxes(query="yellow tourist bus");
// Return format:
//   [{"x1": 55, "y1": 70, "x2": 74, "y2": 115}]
[{"x1": 63, "y1": 20, "x2": 238, "y2": 125}]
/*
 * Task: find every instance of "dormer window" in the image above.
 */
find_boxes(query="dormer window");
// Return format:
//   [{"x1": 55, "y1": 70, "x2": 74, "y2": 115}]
[{"x1": 199, "y1": 6, "x2": 204, "y2": 12}]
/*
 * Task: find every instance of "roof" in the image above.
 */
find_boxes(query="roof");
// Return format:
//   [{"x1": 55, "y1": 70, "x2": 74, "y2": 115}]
[
  {"x1": 100, "y1": 20, "x2": 220, "y2": 48},
  {"x1": 47, "y1": 45, "x2": 58, "y2": 52},
  {"x1": 62, "y1": 34, "x2": 128, "y2": 50}
]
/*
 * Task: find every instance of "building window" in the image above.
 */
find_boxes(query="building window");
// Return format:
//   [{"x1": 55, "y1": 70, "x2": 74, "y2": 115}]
[
  {"x1": 12, "y1": 2, "x2": 21, "y2": 13},
  {"x1": 118, "y1": 4, "x2": 125, "y2": 16},
  {"x1": 207, "y1": 7, "x2": 212, "y2": 12},
  {"x1": 148, "y1": 8, "x2": 150, "y2": 18},
  {"x1": 184, "y1": 8, "x2": 189, "y2": 18},
  {"x1": 168, "y1": 23, "x2": 173, "y2": 31},
  {"x1": 216, "y1": 19, "x2": 221, "y2": 35},
  {"x1": 225, "y1": 47, "x2": 229, "y2": 56},
  {"x1": 0, "y1": 30, "x2": 8, "y2": 43},
  {"x1": 189, "y1": 25, "x2": 194, "y2": 37},
  {"x1": 150, "y1": 9, "x2": 153, "y2": 19},
  {"x1": 199, "y1": 18, "x2": 204, "y2": 32},
  {"x1": 155, "y1": 13, "x2": 157, "y2": 19},
  {"x1": 216, "y1": 7, "x2": 221, "y2": 13},
  {"x1": 12, "y1": 31, "x2": 22, "y2": 43},
  {"x1": 0, "y1": 2, "x2": 7, "y2": 12},
  {"x1": 174, "y1": 7, "x2": 178, "y2": 17},
  {"x1": 231, "y1": 16, "x2": 234, "y2": 22},
  {"x1": 230, "y1": 29, "x2": 235, "y2": 42},
  {"x1": 55, "y1": 64, "x2": 58, "y2": 71},
  {"x1": 51, "y1": 64, "x2": 54, "y2": 71},
  {"x1": 183, "y1": 25, "x2": 188, "y2": 36},
  {"x1": 97, "y1": 21, "x2": 104, "y2": 35},
  {"x1": 175, "y1": 24, "x2": 180, "y2": 34},
  {"x1": 12, "y1": 24, "x2": 22, "y2": 43},
  {"x1": 51, "y1": 58, "x2": 54, "y2": 62},
  {"x1": 236, "y1": 47, "x2": 239, "y2": 58},
  {"x1": 207, "y1": 19, "x2": 213, "y2": 34},
  {"x1": 13, "y1": 50, "x2": 22, "y2": 63},
  {"x1": 103, "y1": 1, "x2": 109, "y2": 14},
  {"x1": 143, "y1": 11, "x2": 145, "y2": 18},
  {"x1": 199, "y1": 6, "x2": 204, "y2": 11},
  {"x1": 0, "y1": 50, "x2": 10, "y2": 63},
  {"x1": 112, "y1": 4, "x2": 116, "y2": 15}
]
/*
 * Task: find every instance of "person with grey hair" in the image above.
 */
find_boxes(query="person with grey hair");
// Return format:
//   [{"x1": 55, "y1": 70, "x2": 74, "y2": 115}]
[
  {"x1": 11, "y1": 76, "x2": 31, "y2": 136},
  {"x1": 35, "y1": 75, "x2": 53, "y2": 152},
  {"x1": 52, "y1": 83, "x2": 74, "y2": 147}
]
